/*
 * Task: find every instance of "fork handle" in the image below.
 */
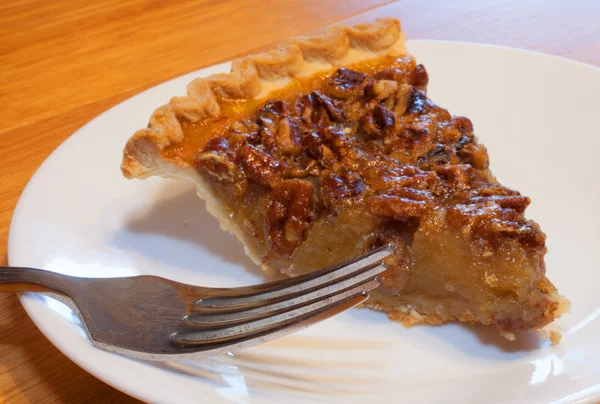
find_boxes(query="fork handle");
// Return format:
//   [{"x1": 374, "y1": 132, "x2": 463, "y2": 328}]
[{"x1": 0, "y1": 267, "x2": 66, "y2": 294}]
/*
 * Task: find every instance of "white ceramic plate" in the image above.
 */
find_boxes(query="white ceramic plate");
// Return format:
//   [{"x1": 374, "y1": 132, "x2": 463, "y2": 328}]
[{"x1": 8, "y1": 41, "x2": 600, "y2": 403}]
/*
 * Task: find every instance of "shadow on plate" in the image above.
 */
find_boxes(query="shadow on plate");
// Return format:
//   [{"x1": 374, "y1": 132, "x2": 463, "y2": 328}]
[
  {"x1": 345, "y1": 305, "x2": 545, "y2": 360},
  {"x1": 424, "y1": 322, "x2": 545, "y2": 359},
  {"x1": 467, "y1": 324, "x2": 544, "y2": 352},
  {"x1": 114, "y1": 181, "x2": 547, "y2": 358},
  {"x1": 111, "y1": 181, "x2": 270, "y2": 280},
  {"x1": 149, "y1": 341, "x2": 383, "y2": 399}
]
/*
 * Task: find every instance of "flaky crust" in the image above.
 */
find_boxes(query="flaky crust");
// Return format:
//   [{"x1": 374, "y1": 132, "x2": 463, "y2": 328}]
[{"x1": 121, "y1": 18, "x2": 406, "y2": 179}]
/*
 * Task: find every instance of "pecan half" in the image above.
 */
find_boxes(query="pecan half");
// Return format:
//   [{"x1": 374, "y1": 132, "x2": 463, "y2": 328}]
[
  {"x1": 265, "y1": 180, "x2": 315, "y2": 255},
  {"x1": 238, "y1": 144, "x2": 287, "y2": 188},
  {"x1": 202, "y1": 136, "x2": 231, "y2": 154},
  {"x1": 367, "y1": 194, "x2": 430, "y2": 221},
  {"x1": 468, "y1": 195, "x2": 530, "y2": 214},
  {"x1": 302, "y1": 130, "x2": 323, "y2": 159},
  {"x1": 417, "y1": 144, "x2": 458, "y2": 169},
  {"x1": 373, "y1": 56, "x2": 417, "y2": 84},
  {"x1": 406, "y1": 90, "x2": 431, "y2": 115},
  {"x1": 458, "y1": 143, "x2": 489, "y2": 170},
  {"x1": 366, "y1": 167, "x2": 436, "y2": 193},
  {"x1": 259, "y1": 100, "x2": 288, "y2": 118},
  {"x1": 447, "y1": 203, "x2": 544, "y2": 248},
  {"x1": 370, "y1": 79, "x2": 399, "y2": 100},
  {"x1": 360, "y1": 105, "x2": 396, "y2": 140},
  {"x1": 412, "y1": 64, "x2": 429, "y2": 89},
  {"x1": 276, "y1": 117, "x2": 302, "y2": 155},
  {"x1": 256, "y1": 100, "x2": 291, "y2": 153},
  {"x1": 386, "y1": 187, "x2": 433, "y2": 201},
  {"x1": 476, "y1": 184, "x2": 520, "y2": 197},
  {"x1": 452, "y1": 116, "x2": 474, "y2": 136},
  {"x1": 393, "y1": 84, "x2": 413, "y2": 116},
  {"x1": 320, "y1": 127, "x2": 352, "y2": 153},
  {"x1": 195, "y1": 137, "x2": 248, "y2": 195},
  {"x1": 323, "y1": 68, "x2": 371, "y2": 100},
  {"x1": 434, "y1": 164, "x2": 473, "y2": 191},
  {"x1": 321, "y1": 144, "x2": 337, "y2": 165},
  {"x1": 228, "y1": 120, "x2": 260, "y2": 147},
  {"x1": 312, "y1": 91, "x2": 346, "y2": 122},
  {"x1": 321, "y1": 170, "x2": 365, "y2": 210}
]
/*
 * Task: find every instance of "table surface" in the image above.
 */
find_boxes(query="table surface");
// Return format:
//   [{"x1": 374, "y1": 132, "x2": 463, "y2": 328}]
[{"x1": 1, "y1": 0, "x2": 598, "y2": 402}]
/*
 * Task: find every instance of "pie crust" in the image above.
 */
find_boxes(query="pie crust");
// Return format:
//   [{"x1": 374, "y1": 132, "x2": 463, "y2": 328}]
[{"x1": 121, "y1": 18, "x2": 568, "y2": 338}]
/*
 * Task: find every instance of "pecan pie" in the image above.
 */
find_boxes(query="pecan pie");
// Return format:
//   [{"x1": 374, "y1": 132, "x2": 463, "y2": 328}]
[{"x1": 121, "y1": 18, "x2": 568, "y2": 338}]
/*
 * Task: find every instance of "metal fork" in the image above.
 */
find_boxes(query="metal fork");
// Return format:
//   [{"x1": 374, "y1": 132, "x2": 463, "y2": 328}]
[{"x1": 0, "y1": 246, "x2": 391, "y2": 361}]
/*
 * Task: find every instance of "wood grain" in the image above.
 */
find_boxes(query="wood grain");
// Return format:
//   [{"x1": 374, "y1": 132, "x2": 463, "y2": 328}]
[
  {"x1": 0, "y1": 0, "x2": 392, "y2": 133},
  {"x1": 0, "y1": 0, "x2": 598, "y2": 402}
]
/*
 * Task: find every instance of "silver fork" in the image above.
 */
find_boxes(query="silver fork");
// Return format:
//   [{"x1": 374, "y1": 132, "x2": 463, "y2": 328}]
[{"x1": 0, "y1": 246, "x2": 391, "y2": 361}]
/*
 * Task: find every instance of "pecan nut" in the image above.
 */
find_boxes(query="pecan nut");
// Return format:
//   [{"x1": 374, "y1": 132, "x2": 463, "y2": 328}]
[
  {"x1": 238, "y1": 144, "x2": 287, "y2": 188},
  {"x1": 195, "y1": 137, "x2": 248, "y2": 195},
  {"x1": 412, "y1": 64, "x2": 429, "y2": 89},
  {"x1": 265, "y1": 180, "x2": 315, "y2": 255},
  {"x1": 457, "y1": 143, "x2": 489, "y2": 170},
  {"x1": 468, "y1": 195, "x2": 530, "y2": 214},
  {"x1": 367, "y1": 194, "x2": 430, "y2": 221},
  {"x1": 417, "y1": 144, "x2": 459, "y2": 169},
  {"x1": 276, "y1": 117, "x2": 302, "y2": 155},
  {"x1": 360, "y1": 105, "x2": 396, "y2": 140},
  {"x1": 321, "y1": 170, "x2": 365, "y2": 210},
  {"x1": 370, "y1": 79, "x2": 399, "y2": 100},
  {"x1": 393, "y1": 84, "x2": 413, "y2": 116},
  {"x1": 312, "y1": 91, "x2": 346, "y2": 122},
  {"x1": 323, "y1": 68, "x2": 371, "y2": 100}
]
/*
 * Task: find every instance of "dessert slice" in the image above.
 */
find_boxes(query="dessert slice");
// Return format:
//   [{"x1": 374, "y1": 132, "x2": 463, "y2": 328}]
[{"x1": 121, "y1": 18, "x2": 568, "y2": 338}]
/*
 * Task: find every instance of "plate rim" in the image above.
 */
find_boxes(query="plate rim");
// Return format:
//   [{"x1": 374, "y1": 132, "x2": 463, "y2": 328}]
[{"x1": 8, "y1": 39, "x2": 600, "y2": 403}]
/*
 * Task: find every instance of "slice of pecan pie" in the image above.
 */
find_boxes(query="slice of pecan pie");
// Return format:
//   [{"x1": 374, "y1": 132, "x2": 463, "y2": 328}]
[{"x1": 121, "y1": 18, "x2": 568, "y2": 338}]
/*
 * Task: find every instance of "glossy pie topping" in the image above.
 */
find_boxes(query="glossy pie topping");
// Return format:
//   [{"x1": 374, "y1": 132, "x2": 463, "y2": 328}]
[{"x1": 168, "y1": 55, "x2": 543, "y2": 257}]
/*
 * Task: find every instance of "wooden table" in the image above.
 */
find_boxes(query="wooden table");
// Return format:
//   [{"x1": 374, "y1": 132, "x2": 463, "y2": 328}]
[{"x1": 1, "y1": 0, "x2": 598, "y2": 402}]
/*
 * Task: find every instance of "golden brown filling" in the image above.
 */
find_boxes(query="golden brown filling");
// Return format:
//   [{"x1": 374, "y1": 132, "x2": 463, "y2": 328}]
[
  {"x1": 166, "y1": 55, "x2": 561, "y2": 333},
  {"x1": 170, "y1": 55, "x2": 543, "y2": 255}
]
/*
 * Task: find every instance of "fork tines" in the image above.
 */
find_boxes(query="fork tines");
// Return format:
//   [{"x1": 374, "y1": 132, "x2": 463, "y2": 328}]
[{"x1": 171, "y1": 245, "x2": 392, "y2": 346}]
